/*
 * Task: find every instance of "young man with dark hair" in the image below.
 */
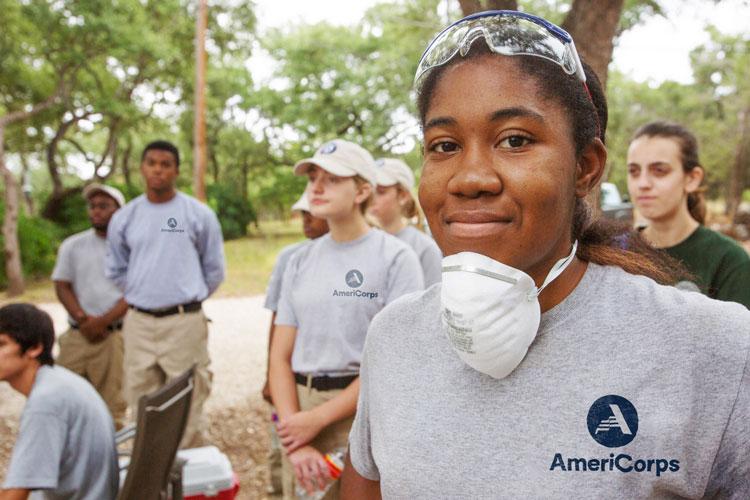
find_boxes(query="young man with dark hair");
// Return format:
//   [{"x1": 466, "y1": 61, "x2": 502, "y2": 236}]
[
  {"x1": 53, "y1": 184, "x2": 128, "y2": 428},
  {"x1": 0, "y1": 303, "x2": 118, "y2": 500},
  {"x1": 106, "y1": 139, "x2": 225, "y2": 447}
]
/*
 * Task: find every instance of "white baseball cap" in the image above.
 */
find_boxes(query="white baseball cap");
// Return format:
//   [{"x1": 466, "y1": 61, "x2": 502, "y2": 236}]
[
  {"x1": 374, "y1": 158, "x2": 415, "y2": 190},
  {"x1": 293, "y1": 139, "x2": 378, "y2": 186},
  {"x1": 82, "y1": 183, "x2": 125, "y2": 207},
  {"x1": 291, "y1": 191, "x2": 310, "y2": 212}
]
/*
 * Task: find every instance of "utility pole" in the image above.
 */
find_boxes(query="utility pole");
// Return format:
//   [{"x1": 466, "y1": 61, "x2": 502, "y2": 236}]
[{"x1": 193, "y1": 0, "x2": 208, "y2": 201}]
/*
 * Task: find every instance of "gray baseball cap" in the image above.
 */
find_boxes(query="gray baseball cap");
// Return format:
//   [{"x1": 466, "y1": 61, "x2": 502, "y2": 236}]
[
  {"x1": 293, "y1": 139, "x2": 378, "y2": 186},
  {"x1": 82, "y1": 183, "x2": 125, "y2": 207}
]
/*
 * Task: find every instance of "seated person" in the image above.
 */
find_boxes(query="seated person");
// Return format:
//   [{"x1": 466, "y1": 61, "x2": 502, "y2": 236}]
[{"x1": 0, "y1": 303, "x2": 118, "y2": 500}]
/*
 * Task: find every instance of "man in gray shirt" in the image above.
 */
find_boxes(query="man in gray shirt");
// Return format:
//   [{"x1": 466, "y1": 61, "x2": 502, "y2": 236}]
[
  {"x1": 52, "y1": 183, "x2": 128, "y2": 428},
  {"x1": 106, "y1": 140, "x2": 225, "y2": 446},
  {"x1": 0, "y1": 303, "x2": 118, "y2": 500}
]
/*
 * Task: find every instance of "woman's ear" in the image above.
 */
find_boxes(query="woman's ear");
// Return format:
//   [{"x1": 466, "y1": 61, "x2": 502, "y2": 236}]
[
  {"x1": 685, "y1": 166, "x2": 704, "y2": 193},
  {"x1": 355, "y1": 182, "x2": 373, "y2": 205},
  {"x1": 575, "y1": 138, "x2": 608, "y2": 198}
]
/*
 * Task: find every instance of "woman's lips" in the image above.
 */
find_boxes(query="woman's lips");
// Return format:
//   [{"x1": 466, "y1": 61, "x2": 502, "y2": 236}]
[
  {"x1": 445, "y1": 211, "x2": 512, "y2": 238},
  {"x1": 310, "y1": 198, "x2": 328, "y2": 205}
]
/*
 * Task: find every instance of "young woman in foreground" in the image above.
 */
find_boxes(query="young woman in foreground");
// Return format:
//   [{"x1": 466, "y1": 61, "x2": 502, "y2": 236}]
[
  {"x1": 627, "y1": 121, "x2": 750, "y2": 308},
  {"x1": 342, "y1": 11, "x2": 749, "y2": 499}
]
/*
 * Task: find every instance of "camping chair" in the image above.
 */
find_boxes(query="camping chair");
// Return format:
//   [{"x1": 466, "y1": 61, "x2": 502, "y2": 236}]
[{"x1": 116, "y1": 367, "x2": 195, "y2": 500}]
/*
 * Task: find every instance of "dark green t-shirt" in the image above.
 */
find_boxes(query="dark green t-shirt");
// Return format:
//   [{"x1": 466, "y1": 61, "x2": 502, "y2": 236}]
[{"x1": 665, "y1": 225, "x2": 750, "y2": 308}]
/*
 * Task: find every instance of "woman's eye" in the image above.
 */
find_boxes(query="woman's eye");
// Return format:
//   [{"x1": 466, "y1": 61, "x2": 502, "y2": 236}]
[
  {"x1": 499, "y1": 135, "x2": 531, "y2": 148},
  {"x1": 431, "y1": 141, "x2": 459, "y2": 153},
  {"x1": 627, "y1": 167, "x2": 639, "y2": 176}
]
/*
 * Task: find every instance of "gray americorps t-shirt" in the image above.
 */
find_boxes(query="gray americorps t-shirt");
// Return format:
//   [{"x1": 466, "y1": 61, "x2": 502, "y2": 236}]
[
  {"x1": 51, "y1": 228, "x2": 123, "y2": 321},
  {"x1": 3, "y1": 365, "x2": 118, "y2": 500},
  {"x1": 275, "y1": 229, "x2": 424, "y2": 376},
  {"x1": 349, "y1": 263, "x2": 750, "y2": 499},
  {"x1": 105, "y1": 192, "x2": 225, "y2": 309},
  {"x1": 264, "y1": 240, "x2": 308, "y2": 312},
  {"x1": 395, "y1": 226, "x2": 442, "y2": 287}
]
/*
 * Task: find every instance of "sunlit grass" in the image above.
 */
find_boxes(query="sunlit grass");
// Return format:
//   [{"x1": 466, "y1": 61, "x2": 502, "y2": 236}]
[{"x1": 1, "y1": 218, "x2": 304, "y2": 305}]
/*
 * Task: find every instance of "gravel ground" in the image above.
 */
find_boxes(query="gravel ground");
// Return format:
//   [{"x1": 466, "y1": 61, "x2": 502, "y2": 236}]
[{"x1": 0, "y1": 296, "x2": 278, "y2": 500}]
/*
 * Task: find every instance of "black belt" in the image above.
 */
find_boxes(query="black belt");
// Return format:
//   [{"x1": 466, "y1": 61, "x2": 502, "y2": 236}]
[
  {"x1": 69, "y1": 320, "x2": 123, "y2": 332},
  {"x1": 130, "y1": 301, "x2": 202, "y2": 318},
  {"x1": 294, "y1": 373, "x2": 358, "y2": 391}
]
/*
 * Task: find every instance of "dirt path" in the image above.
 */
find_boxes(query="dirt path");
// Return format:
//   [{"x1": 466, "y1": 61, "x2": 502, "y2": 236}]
[{"x1": 0, "y1": 296, "x2": 277, "y2": 500}]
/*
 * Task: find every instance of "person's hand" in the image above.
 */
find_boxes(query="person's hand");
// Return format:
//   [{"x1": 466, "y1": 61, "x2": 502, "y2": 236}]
[
  {"x1": 288, "y1": 445, "x2": 329, "y2": 495},
  {"x1": 261, "y1": 379, "x2": 272, "y2": 404},
  {"x1": 79, "y1": 315, "x2": 109, "y2": 343},
  {"x1": 277, "y1": 410, "x2": 325, "y2": 453}
]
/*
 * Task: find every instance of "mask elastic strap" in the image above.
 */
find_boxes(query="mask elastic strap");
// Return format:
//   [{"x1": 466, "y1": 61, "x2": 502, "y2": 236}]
[{"x1": 530, "y1": 240, "x2": 578, "y2": 299}]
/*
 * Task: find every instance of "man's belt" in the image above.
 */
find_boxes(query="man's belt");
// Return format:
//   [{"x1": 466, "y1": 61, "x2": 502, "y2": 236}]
[
  {"x1": 294, "y1": 373, "x2": 358, "y2": 391},
  {"x1": 69, "y1": 319, "x2": 123, "y2": 331},
  {"x1": 129, "y1": 301, "x2": 202, "y2": 318}
]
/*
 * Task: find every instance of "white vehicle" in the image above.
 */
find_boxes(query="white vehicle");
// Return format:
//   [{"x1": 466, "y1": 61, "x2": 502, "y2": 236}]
[{"x1": 600, "y1": 182, "x2": 633, "y2": 222}]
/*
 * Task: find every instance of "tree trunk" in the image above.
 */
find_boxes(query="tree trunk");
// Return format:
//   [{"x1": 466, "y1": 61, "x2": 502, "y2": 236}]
[
  {"x1": 19, "y1": 154, "x2": 34, "y2": 216},
  {"x1": 193, "y1": 0, "x2": 208, "y2": 201},
  {"x1": 726, "y1": 107, "x2": 750, "y2": 222},
  {"x1": 122, "y1": 138, "x2": 133, "y2": 187},
  {"x1": 460, "y1": 0, "x2": 518, "y2": 16},
  {"x1": 0, "y1": 126, "x2": 25, "y2": 296},
  {"x1": 0, "y1": 83, "x2": 64, "y2": 295},
  {"x1": 561, "y1": 0, "x2": 625, "y2": 88}
]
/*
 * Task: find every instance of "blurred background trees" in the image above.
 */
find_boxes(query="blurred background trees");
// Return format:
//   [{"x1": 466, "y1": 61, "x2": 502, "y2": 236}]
[{"x1": 2, "y1": 0, "x2": 748, "y2": 294}]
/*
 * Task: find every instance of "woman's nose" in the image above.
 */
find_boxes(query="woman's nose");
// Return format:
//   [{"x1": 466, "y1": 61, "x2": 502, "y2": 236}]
[{"x1": 446, "y1": 144, "x2": 502, "y2": 198}]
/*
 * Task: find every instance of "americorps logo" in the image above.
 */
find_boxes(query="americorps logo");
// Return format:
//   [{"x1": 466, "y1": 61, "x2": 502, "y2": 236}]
[
  {"x1": 549, "y1": 394, "x2": 680, "y2": 477},
  {"x1": 345, "y1": 269, "x2": 364, "y2": 288},
  {"x1": 161, "y1": 217, "x2": 185, "y2": 233},
  {"x1": 587, "y1": 394, "x2": 638, "y2": 448},
  {"x1": 332, "y1": 269, "x2": 378, "y2": 299}
]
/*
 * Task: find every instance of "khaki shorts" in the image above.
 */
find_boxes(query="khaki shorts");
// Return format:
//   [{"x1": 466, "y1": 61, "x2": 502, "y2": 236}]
[
  {"x1": 281, "y1": 385, "x2": 355, "y2": 500},
  {"x1": 57, "y1": 327, "x2": 127, "y2": 429}
]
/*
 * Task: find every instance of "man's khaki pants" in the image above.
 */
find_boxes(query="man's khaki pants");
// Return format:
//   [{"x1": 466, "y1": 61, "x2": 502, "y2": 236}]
[
  {"x1": 122, "y1": 307, "x2": 213, "y2": 448},
  {"x1": 57, "y1": 327, "x2": 127, "y2": 429},
  {"x1": 281, "y1": 385, "x2": 354, "y2": 500}
]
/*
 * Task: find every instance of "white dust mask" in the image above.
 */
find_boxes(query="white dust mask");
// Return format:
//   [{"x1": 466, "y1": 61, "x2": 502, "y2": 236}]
[{"x1": 441, "y1": 241, "x2": 578, "y2": 379}]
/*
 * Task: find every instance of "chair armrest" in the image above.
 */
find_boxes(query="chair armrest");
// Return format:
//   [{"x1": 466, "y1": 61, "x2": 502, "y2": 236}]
[{"x1": 115, "y1": 424, "x2": 137, "y2": 444}]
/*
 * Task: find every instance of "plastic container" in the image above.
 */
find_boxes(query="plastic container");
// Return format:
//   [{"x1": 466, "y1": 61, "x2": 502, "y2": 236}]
[
  {"x1": 179, "y1": 446, "x2": 240, "y2": 500},
  {"x1": 295, "y1": 449, "x2": 346, "y2": 500}
]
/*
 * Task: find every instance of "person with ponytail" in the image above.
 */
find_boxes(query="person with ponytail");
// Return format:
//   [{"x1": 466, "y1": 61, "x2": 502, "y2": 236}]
[
  {"x1": 627, "y1": 121, "x2": 750, "y2": 307},
  {"x1": 342, "y1": 11, "x2": 749, "y2": 499},
  {"x1": 368, "y1": 158, "x2": 442, "y2": 286}
]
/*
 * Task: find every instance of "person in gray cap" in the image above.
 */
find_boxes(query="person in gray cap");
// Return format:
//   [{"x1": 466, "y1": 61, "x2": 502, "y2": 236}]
[
  {"x1": 268, "y1": 138, "x2": 424, "y2": 498},
  {"x1": 262, "y1": 192, "x2": 329, "y2": 496},
  {"x1": 369, "y1": 158, "x2": 443, "y2": 286},
  {"x1": 52, "y1": 183, "x2": 128, "y2": 428}
]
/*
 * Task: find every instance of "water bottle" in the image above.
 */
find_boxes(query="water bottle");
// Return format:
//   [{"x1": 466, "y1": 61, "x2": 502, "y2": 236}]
[{"x1": 295, "y1": 448, "x2": 346, "y2": 499}]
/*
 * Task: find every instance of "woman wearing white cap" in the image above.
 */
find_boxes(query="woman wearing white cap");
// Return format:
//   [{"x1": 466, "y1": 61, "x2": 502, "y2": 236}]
[
  {"x1": 269, "y1": 138, "x2": 424, "y2": 498},
  {"x1": 369, "y1": 158, "x2": 443, "y2": 286}
]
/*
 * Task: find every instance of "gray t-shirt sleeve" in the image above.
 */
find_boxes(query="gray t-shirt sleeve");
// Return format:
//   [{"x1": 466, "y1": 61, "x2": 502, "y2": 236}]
[
  {"x1": 51, "y1": 238, "x2": 74, "y2": 282},
  {"x1": 264, "y1": 243, "x2": 300, "y2": 312},
  {"x1": 385, "y1": 247, "x2": 424, "y2": 304},
  {"x1": 104, "y1": 210, "x2": 129, "y2": 291},
  {"x1": 705, "y1": 351, "x2": 750, "y2": 497},
  {"x1": 348, "y1": 335, "x2": 380, "y2": 481},
  {"x1": 420, "y1": 241, "x2": 443, "y2": 287},
  {"x1": 196, "y1": 208, "x2": 225, "y2": 295},
  {"x1": 275, "y1": 252, "x2": 299, "y2": 327},
  {"x1": 3, "y1": 411, "x2": 66, "y2": 490}
]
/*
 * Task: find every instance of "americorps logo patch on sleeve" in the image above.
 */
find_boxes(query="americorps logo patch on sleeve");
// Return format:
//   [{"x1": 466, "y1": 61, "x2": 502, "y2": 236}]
[{"x1": 548, "y1": 395, "x2": 681, "y2": 477}]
